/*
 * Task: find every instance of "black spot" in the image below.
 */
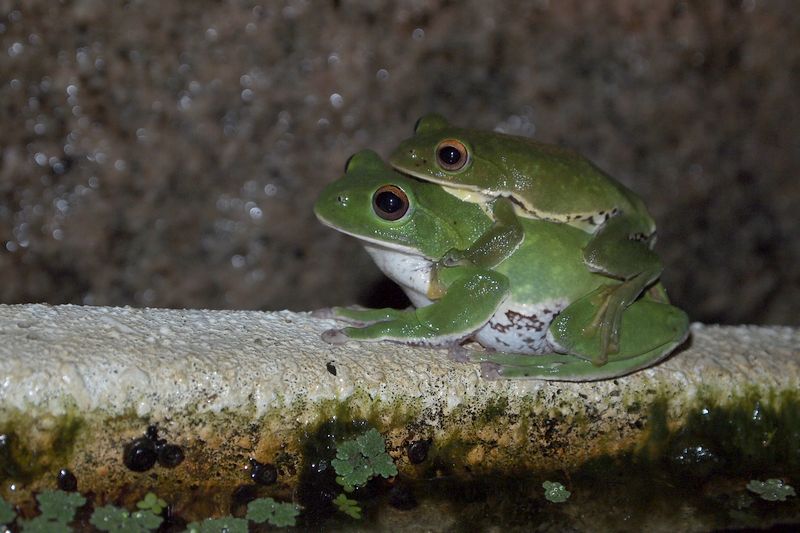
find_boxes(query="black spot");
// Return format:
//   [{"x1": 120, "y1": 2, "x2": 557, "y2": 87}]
[
  {"x1": 250, "y1": 459, "x2": 278, "y2": 485},
  {"x1": 158, "y1": 444, "x2": 185, "y2": 468},
  {"x1": 407, "y1": 439, "x2": 431, "y2": 464},
  {"x1": 57, "y1": 468, "x2": 78, "y2": 491},
  {"x1": 326, "y1": 361, "x2": 337, "y2": 375},
  {"x1": 123, "y1": 437, "x2": 158, "y2": 472}
]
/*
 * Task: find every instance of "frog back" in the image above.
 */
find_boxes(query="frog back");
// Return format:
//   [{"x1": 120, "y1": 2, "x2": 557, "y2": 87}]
[{"x1": 470, "y1": 132, "x2": 651, "y2": 230}]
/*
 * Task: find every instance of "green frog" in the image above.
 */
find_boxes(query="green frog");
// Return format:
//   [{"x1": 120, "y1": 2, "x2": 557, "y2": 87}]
[
  {"x1": 314, "y1": 150, "x2": 688, "y2": 381},
  {"x1": 388, "y1": 114, "x2": 663, "y2": 364}
]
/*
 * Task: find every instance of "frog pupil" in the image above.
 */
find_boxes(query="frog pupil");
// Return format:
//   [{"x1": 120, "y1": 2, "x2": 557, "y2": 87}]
[
  {"x1": 376, "y1": 191, "x2": 403, "y2": 213},
  {"x1": 439, "y1": 145, "x2": 461, "y2": 166}
]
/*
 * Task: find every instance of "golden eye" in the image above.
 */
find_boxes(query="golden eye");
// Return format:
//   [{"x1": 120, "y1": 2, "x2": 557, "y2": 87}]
[
  {"x1": 372, "y1": 185, "x2": 409, "y2": 221},
  {"x1": 436, "y1": 139, "x2": 469, "y2": 171}
]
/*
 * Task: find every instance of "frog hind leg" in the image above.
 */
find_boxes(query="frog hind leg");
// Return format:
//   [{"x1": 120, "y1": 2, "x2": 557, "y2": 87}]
[
  {"x1": 548, "y1": 289, "x2": 689, "y2": 367},
  {"x1": 581, "y1": 213, "x2": 662, "y2": 363},
  {"x1": 471, "y1": 296, "x2": 688, "y2": 381}
]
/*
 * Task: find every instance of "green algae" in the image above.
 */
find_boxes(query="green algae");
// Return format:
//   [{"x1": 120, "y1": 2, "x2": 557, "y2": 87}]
[
  {"x1": 0, "y1": 410, "x2": 83, "y2": 484},
  {"x1": 0, "y1": 385, "x2": 798, "y2": 529}
]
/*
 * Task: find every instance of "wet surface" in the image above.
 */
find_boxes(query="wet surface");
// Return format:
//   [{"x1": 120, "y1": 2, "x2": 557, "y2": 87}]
[{"x1": 0, "y1": 1, "x2": 798, "y2": 324}]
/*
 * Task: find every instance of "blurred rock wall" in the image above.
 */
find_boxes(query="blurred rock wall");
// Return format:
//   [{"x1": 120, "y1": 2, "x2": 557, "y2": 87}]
[{"x1": 0, "y1": 0, "x2": 798, "y2": 325}]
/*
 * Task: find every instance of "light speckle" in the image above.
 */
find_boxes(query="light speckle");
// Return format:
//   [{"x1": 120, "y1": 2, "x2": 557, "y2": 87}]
[{"x1": 329, "y1": 93, "x2": 344, "y2": 108}]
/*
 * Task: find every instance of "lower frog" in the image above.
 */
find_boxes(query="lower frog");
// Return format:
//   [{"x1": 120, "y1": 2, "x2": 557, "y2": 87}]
[{"x1": 314, "y1": 150, "x2": 689, "y2": 381}]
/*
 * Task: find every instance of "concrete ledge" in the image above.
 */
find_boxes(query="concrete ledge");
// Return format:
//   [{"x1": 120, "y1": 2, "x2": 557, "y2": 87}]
[{"x1": 0, "y1": 304, "x2": 798, "y2": 514}]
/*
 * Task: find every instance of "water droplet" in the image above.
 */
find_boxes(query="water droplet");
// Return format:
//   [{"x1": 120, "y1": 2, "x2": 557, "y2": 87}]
[
  {"x1": 412, "y1": 28, "x2": 425, "y2": 41},
  {"x1": 376, "y1": 68, "x2": 389, "y2": 81},
  {"x1": 241, "y1": 88, "x2": 254, "y2": 102},
  {"x1": 249, "y1": 207, "x2": 263, "y2": 219},
  {"x1": 329, "y1": 93, "x2": 344, "y2": 108},
  {"x1": 8, "y1": 42, "x2": 24, "y2": 57},
  {"x1": 231, "y1": 255, "x2": 246, "y2": 268}
]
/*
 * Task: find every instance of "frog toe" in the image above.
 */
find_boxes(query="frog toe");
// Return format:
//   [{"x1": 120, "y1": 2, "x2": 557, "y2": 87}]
[{"x1": 321, "y1": 328, "x2": 350, "y2": 345}]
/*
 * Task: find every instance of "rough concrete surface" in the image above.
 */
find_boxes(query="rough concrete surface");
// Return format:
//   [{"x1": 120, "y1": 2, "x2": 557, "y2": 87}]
[
  {"x1": 1, "y1": 304, "x2": 797, "y2": 419},
  {"x1": 0, "y1": 303, "x2": 798, "y2": 522}
]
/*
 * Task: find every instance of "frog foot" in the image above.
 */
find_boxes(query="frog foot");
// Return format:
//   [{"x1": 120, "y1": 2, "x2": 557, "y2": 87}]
[
  {"x1": 440, "y1": 248, "x2": 472, "y2": 268},
  {"x1": 447, "y1": 344, "x2": 472, "y2": 363},
  {"x1": 321, "y1": 328, "x2": 350, "y2": 345},
  {"x1": 581, "y1": 284, "x2": 628, "y2": 364}
]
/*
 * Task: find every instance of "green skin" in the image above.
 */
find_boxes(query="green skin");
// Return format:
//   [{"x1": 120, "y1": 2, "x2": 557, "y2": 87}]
[
  {"x1": 314, "y1": 150, "x2": 688, "y2": 381},
  {"x1": 388, "y1": 114, "x2": 662, "y2": 365}
]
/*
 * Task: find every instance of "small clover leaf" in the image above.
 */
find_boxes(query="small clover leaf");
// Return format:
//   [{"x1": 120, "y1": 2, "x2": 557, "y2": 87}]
[
  {"x1": 185, "y1": 516, "x2": 249, "y2": 533},
  {"x1": 747, "y1": 479, "x2": 796, "y2": 502},
  {"x1": 136, "y1": 492, "x2": 167, "y2": 515},
  {"x1": 332, "y1": 429, "x2": 397, "y2": 492},
  {"x1": 89, "y1": 504, "x2": 163, "y2": 532},
  {"x1": 246, "y1": 497, "x2": 299, "y2": 527},
  {"x1": 358, "y1": 428, "x2": 386, "y2": 457},
  {"x1": 333, "y1": 494, "x2": 361, "y2": 519},
  {"x1": 0, "y1": 496, "x2": 16, "y2": 525},
  {"x1": 36, "y1": 490, "x2": 86, "y2": 522},
  {"x1": 372, "y1": 452, "x2": 398, "y2": 479},
  {"x1": 542, "y1": 481, "x2": 571, "y2": 503},
  {"x1": 18, "y1": 516, "x2": 72, "y2": 533}
]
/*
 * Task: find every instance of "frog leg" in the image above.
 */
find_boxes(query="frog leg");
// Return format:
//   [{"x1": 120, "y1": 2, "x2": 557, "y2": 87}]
[
  {"x1": 440, "y1": 197, "x2": 523, "y2": 268},
  {"x1": 581, "y1": 213, "x2": 662, "y2": 363},
  {"x1": 324, "y1": 269, "x2": 510, "y2": 346},
  {"x1": 314, "y1": 306, "x2": 410, "y2": 326},
  {"x1": 467, "y1": 296, "x2": 688, "y2": 381}
]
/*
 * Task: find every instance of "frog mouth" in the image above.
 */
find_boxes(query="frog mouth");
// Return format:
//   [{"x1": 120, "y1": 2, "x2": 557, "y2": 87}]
[{"x1": 315, "y1": 214, "x2": 431, "y2": 259}]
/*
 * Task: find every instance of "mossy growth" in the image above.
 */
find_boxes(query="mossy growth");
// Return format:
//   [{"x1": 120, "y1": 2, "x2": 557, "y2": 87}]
[{"x1": 0, "y1": 411, "x2": 83, "y2": 485}]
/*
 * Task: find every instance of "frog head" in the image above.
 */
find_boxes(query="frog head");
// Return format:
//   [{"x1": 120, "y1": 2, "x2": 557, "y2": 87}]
[
  {"x1": 387, "y1": 113, "x2": 502, "y2": 191},
  {"x1": 314, "y1": 149, "x2": 492, "y2": 260}
]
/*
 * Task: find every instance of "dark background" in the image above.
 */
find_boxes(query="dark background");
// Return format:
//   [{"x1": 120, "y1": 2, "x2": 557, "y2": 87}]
[{"x1": 1, "y1": 0, "x2": 798, "y2": 325}]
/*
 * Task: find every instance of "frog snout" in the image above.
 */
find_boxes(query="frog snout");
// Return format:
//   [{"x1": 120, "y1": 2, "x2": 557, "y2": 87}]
[{"x1": 406, "y1": 149, "x2": 426, "y2": 166}]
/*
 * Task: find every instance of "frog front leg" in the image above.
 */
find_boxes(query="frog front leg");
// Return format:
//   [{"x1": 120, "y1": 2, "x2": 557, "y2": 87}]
[
  {"x1": 579, "y1": 212, "x2": 662, "y2": 363},
  {"x1": 313, "y1": 306, "x2": 411, "y2": 327},
  {"x1": 440, "y1": 197, "x2": 523, "y2": 268},
  {"x1": 322, "y1": 269, "x2": 509, "y2": 347}
]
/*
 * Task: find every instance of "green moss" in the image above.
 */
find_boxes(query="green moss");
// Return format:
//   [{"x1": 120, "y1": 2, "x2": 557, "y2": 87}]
[
  {"x1": 476, "y1": 396, "x2": 510, "y2": 425},
  {"x1": 638, "y1": 387, "x2": 800, "y2": 476},
  {"x1": 0, "y1": 410, "x2": 84, "y2": 484}
]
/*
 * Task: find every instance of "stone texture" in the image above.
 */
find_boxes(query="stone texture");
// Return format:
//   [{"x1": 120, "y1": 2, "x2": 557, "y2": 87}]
[{"x1": 0, "y1": 1, "x2": 798, "y2": 325}]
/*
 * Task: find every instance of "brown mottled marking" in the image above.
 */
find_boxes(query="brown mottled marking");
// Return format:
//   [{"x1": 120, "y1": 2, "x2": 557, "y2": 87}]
[{"x1": 504, "y1": 310, "x2": 546, "y2": 332}]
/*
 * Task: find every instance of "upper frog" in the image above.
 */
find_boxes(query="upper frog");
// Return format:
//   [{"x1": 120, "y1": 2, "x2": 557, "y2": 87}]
[
  {"x1": 388, "y1": 113, "x2": 653, "y2": 231},
  {"x1": 314, "y1": 149, "x2": 688, "y2": 381},
  {"x1": 387, "y1": 114, "x2": 665, "y2": 364}
]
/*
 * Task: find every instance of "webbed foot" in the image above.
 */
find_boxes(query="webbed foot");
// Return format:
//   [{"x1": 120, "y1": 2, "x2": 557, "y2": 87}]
[{"x1": 321, "y1": 328, "x2": 350, "y2": 345}]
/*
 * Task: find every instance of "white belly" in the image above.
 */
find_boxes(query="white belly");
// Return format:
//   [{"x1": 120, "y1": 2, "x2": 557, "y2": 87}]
[
  {"x1": 474, "y1": 298, "x2": 568, "y2": 354},
  {"x1": 362, "y1": 245, "x2": 434, "y2": 308}
]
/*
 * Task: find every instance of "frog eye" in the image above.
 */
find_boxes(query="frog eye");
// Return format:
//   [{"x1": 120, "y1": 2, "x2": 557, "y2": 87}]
[
  {"x1": 372, "y1": 185, "x2": 409, "y2": 221},
  {"x1": 436, "y1": 139, "x2": 469, "y2": 171}
]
